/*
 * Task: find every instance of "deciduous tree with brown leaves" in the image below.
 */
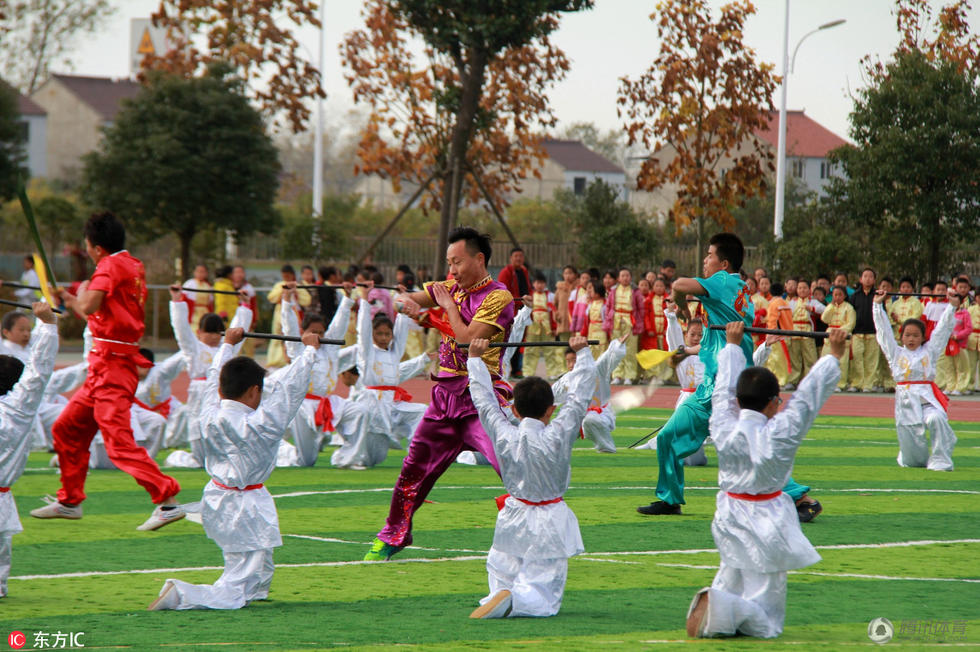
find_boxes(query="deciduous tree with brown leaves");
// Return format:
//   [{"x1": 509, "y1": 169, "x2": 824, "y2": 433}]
[
  {"x1": 146, "y1": 0, "x2": 323, "y2": 133},
  {"x1": 618, "y1": 0, "x2": 777, "y2": 256},
  {"x1": 342, "y1": 0, "x2": 592, "y2": 277}
]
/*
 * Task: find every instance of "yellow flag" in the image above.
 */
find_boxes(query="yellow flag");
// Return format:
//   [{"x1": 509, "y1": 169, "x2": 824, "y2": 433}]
[
  {"x1": 32, "y1": 253, "x2": 57, "y2": 308},
  {"x1": 636, "y1": 348, "x2": 674, "y2": 370}
]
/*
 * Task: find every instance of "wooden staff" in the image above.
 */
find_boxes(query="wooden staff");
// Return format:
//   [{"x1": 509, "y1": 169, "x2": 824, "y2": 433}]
[
  {"x1": 707, "y1": 324, "x2": 849, "y2": 339},
  {"x1": 0, "y1": 281, "x2": 56, "y2": 292},
  {"x1": 0, "y1": 298, "x2": 63, "y2": 314},
  {"x1": 457, "y1": 340, "x2": 600, "y2": 349},
  {"x1": 233, "y1": 331, "x2": 346, "y2": 346},
  {"x1": 627, "y1": 422, "x2": 668, "y2": 449}
]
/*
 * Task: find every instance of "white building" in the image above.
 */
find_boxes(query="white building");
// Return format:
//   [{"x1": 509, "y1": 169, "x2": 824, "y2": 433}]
[{"x1": 754, "y1": 110, "x2": 848, "y2": 198}]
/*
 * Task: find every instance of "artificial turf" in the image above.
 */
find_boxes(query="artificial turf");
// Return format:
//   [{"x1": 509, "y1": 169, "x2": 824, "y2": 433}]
[{"x1": 1, "y1": 408, "x2": 977, "y2": 650}]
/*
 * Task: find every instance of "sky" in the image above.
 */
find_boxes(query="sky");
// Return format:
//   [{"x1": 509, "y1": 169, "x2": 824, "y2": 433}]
[{"x1": 65, "y1": 0, "x2": 980, "y2": 144}]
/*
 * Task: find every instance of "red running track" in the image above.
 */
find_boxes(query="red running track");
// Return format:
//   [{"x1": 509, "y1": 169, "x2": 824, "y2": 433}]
[{"x1": 157, "y1": 373, "x2": 980, "y2": 422}]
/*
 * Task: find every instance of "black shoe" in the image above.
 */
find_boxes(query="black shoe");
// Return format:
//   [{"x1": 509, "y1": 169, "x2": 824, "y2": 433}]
[
  {"x1": 797, "y1": 499, "x2": 823, "y2": 523},
  {"x1": 637, "y1": 501, "x2": 681, "y2": 515}
]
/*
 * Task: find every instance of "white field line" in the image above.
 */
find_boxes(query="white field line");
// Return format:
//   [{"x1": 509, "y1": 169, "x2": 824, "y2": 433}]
[
  {"x1": 270, "y1": 485, "x2": 980, "y2": 498},
  {"x1": 655, "y1": 562, "x2": 980, "y2": 584},
  {"x1": 11, "y1": 538, "x2": 979, "y2": 582}
]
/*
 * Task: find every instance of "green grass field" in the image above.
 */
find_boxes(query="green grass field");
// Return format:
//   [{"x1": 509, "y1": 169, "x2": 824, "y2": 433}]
[{"x1": 3, "y1": 409, "x2": 978, "y2": 650}]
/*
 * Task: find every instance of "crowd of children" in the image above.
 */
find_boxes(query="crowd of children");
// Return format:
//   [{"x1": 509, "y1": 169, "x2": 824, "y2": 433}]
[{"x1": 0, "y1": 219, "x2": 975, "y2": 638}]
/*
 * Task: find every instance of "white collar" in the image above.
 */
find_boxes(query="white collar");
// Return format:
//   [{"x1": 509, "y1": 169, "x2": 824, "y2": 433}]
[{"x1": 220, "y1": 399, "x2": 255, "y2": 414}]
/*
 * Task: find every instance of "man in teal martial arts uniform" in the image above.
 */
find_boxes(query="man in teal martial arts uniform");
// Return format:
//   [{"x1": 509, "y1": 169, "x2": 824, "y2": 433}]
[{"x1": 636, "y1": 233, "x2": 822, "y2": 521}]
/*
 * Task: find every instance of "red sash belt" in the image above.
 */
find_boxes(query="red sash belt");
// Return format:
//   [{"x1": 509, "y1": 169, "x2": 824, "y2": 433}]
[
  {"x1": 681, "y1": 388, "x2": 695, "y2": 393},
  {"x1": 778, "y1": 340, "x2": 792, "y2": 373},
  {"x1": 367, "y1": 385, "x2": 412, "y2": 402},
  {"x1": 726, "y1": 490, "x2": 782, "y2": 501},
  {"x1": 580, "y1": 404, "x2": 605, "y2": 439},
  {"x1": 192, "y1": 376, "x2": 207, "y2": 382},
  {"x1": 306, "y1": 393, "x2": 335, "y2": 432},
  {"x1": 0, "y1": 487, "x2": 9, "y2": 493},
  {"x1": 133, "y1": 396, "x2": 172, "y2": 419},
  {"x1": 897, "y1": 380, "x2": 949, "y2": 412},
  {"x1": 91, "y1": 338, "x2": 153, "y2": 368},
  {"x1": 614, "y1": 308, "x2": 632, "y2": 314},
  {"x1": 495, "y1": 493, "x2": 563, "y2": 511},
  {"x1": 212, "y1": 480, "x2": 264, "y2": 491}
]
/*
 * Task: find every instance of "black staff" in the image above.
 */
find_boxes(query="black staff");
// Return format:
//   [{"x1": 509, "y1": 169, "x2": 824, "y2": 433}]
[
  {"x1": 885, "y1": 292, "x2": 948, "y2": 298},
  {"x1": 457, "y1": 340, "x2": 600, "y2": 349},
  {"x1": 628, "y1": 422, "x2": 668, "y2": 449},
  {"x1": 233, "y1": 331, "x2": 346, "y2": 346},
  {"x1": 296, "y1": 283, "x2": 401, "y2": 292},
  {"x1": 0, "y1": 281, "x2": 52, "y2": 292},
  {"x1": 708, "y1": 324, "x2": 849, "y2": 339},
  {"x1": 0, "y1": 298, "x2": 63, "y2": 314},
  {"x1": 176, "y1": 286, "x2": 243, "y2": 296}
]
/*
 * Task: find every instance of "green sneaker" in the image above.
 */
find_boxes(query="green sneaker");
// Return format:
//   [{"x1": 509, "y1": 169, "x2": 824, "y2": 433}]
[{"x1": 363, "y1": 537, "x2": 403, "y2": 561}]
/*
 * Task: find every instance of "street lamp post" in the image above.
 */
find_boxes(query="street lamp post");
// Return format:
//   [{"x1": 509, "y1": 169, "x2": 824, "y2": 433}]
[
  {"x1": 312, "y1": 0, "x2": 326, "y2": 260},
  {"x1": 773, "y1": 4, "x2": 845, "y2": 239}
]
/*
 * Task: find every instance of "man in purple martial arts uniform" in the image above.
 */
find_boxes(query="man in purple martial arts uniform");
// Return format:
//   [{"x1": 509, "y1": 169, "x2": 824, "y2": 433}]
[{"x1": 364, "y1": 227, "x2": 515, "y2": 561}]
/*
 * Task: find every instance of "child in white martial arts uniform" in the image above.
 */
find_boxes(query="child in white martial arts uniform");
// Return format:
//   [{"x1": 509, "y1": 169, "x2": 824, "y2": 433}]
[
  {"x1": 0, "y1": 303, "x2": 58, "y2": 596},
  {"x1": 873, "y1": 289, "x2": 957, "y2": 470},
  {"x1": 33, "y1": 327, "x2": 91, "y2": 450},
  {"x1": 168, "y1": 287, "x2": 252, "y2": 466},
  {"x1": 466, "y1": 333, "x2": 596, "y2": 619},
  {"x1": 686, "y1": 323, "x2": 846, "y2": 639},
  {"x1": 664, "y1": 308, "x2": 709, "y2": 464},
  {"x1": 552, "y1": 332, "x2": 627, "y2": 453},
  {"x1": 276, "y1": 289, "x2": 368, "y2": 467},
  {"x1": 339, "y1": 298, "x2": 430, "y2": 469},
  {"x1": 501, "y1": 301, "x2": 532, "y2": 380},
  {"x1": 137, "y1": 348, "x2": 187, "y2": 449},
  {"x1": 148, "y1": 326, "x2": 319, "y2": 611}
]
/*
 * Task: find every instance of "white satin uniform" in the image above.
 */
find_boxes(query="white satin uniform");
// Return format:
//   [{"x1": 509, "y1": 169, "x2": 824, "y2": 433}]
[
  {"x1": 468, "y1": 346, "x2": 596, "y2": 618},
  {"x1": 551, "y1": 338, "x2": 624, "y2": 453},
  {"x1": 155, "y1": 340, "x2": 315, "y2": 610},
  {"x1": 874, "y1": 302, "x2": 957, "y2": 470},
  {"x1": 501, "y1": 305, "x2": 532, "y2": 379},
  {"x1": 274, "y1": 296, "x2": 367, "y2": 467},
  {"x1": 31, "y1": 327, "x2": 91, "y2": 450},
  {"x1": 0, "y1": 322, "x2": 57, "y2": 596},
  {"x1": 168, "y1": 301, "x2": 251, "y2": 465},
  {"x1": 694, "y1": 343, "x2": 838, "y2": 638},
  {"x1": 333, "y1": 300, "x2": 429, "y2": 469}
]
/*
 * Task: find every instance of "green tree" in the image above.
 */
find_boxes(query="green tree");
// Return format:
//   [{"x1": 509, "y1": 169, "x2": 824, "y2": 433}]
[
  {"x1": 81, "y1": 65, "x2": 281, "y2": 280},
  {"x1": 34, "y1": 195, "x2": 82, "y2": 255},
  {"x1": 827, "y1": 51, "x2": 980, "y2": 281},
  {"x1": 0, "y1": 81, "x2": 27, "y2": 200},
  {"x1": 561, "y1": 179, "x2": 659, "y2": 271}
]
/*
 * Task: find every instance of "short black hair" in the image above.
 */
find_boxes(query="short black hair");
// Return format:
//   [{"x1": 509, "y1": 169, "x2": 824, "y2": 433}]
[
  {"x1": 708, "y1": 233, "x2": 744, "y2": 272},
  {"x1": 513, "y1": 375, "x2": 554, "y2": 420},
  {"x1": 862, "y1": 267, "x2": 876, "y2": 277},
  {"x1": 449, "y1": 226, "x2": 493, "y2": 264},
  {"x1": 397, "y1": 264, "x2": 413, "y2": 275},
  {"x1": 881, "y1": 276, "x2": 894, "y2": 287},
  {"x1": 281, "y1": 264, "x2": 296, "y2": 275},
  {"x1": 618, "y1": 266, "x2": 631, "y2": 276},
  {"x1": 23, "y1": 255, "x2": 33, "y2": 264},
  {"x1": 736, "y1": 366, "x2": 780, "y2": 413},
  {"x1": 139, "y1": 347, "x2": 155, "y2": 365},
  {"x1": 199, "y1": 313, "x2": 224, "y2": 333},
  {"x1": 301, "y1": 312, "x2": 326, "y2": 330},
  {"x1": 770, "y1": 282, "x2": 784, "y2": 296},
  {"x1": 302, "y1": 264, "x2": 314, "y2": 272},
  {"x1": 371, "y1": 271, "x2": 385, "y2": 285},
  {"x1": 341, "y1": 365, "x2": 360, "y2": 376},
  {"x1": 921, "y1": 282, "x2": 934, "y2": 291},
  {"x1": 901, "y1": 318, "x2": 926, "y2": 339},
  {"x1": 84, "y1": 211, "x2": 126, "y2": 253},
  {"x1": 899, "y1": 276, "x2": 915, "y2": 287},
  {"x1": 372, "y1": 313, "x2": 394, "y2": 331},
  {"x1": 563, "y1": 265, "x2": 578, "y2": 275},
  {"x1": 403, "y1": 272, "x2": 416, "y2": 287},
  {"x1": 219, "y1": 356, "x2": 266, "y2": 400},
  {"x1": 319, "y1": 265, "x2": 338, "y2": 280},
  {"x1": 533, "y1": 271, "x2": 547, "y2": 283},
  {"x1": 216, "y1": 265, "x2": 233, "y2": 279},
  {"x1": 564, "y1": 346, "x2": 575, "y2": 357},
  {"x1": 1, "y1": 311, "x2": 29, "y2": 334},
  {"x1": 661, "y1": 259, "x2": 676, "y2": 269},
  {"x1": 0, "y1": 354, "x2": 25, "y2": 396},
  {"x1": 587, "y1": 279, "x2": 606, "y2": 299},
  {"x1": 832, "y1": 285, "x2": 848, "y2": 296},
  {"x1": 509, "y1": 246, "x2": 524, "y2": 255}
]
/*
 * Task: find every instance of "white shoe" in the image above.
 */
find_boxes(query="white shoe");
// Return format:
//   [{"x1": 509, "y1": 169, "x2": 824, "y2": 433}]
[
  {"x1": 137, "y1": 505, "x2": 186, "y2": 531},
  {"x1": 612, "y1": 378, "x2": 623, "y2": 385},
  {"x1": 148, "y1": 581, "x2": 179, "y2": 610},
  {"x1": 48, "y1": 455, "x2": 59, "y2": 468},
  {"x1": 30, "y1": 495, "x2": 82, "y2": 520},
  {"x1": 470, "y1": 590, "x2": 512, "y2": 619},
  {"x1": 949, "y1": 390, "x2": 963, "y2": 397},
  {"x1": 846, "y1": 386, "x2": 858, "y2": 393},
  {"x1": 625, "y1": 379, "x2": 635, "y2": 386}
]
